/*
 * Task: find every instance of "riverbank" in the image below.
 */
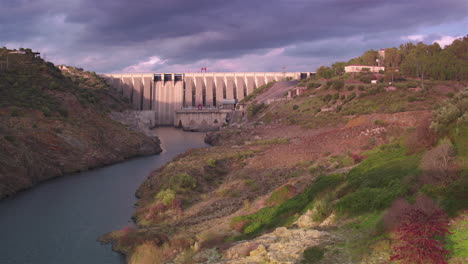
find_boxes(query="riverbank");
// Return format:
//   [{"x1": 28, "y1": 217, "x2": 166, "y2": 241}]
[{"x1": 0, "y1": 128, "x2": 207, "y2": 264}]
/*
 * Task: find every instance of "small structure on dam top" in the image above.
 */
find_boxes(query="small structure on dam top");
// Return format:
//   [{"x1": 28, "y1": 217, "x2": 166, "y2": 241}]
[{"x1": 102, "y1": 72, "x2": 315, "y2": 131}]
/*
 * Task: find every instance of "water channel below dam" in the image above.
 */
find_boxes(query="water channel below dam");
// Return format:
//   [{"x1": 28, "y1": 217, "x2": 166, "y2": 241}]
[{"x1": 0, "y1": 128, "x2": 208, "y2": 264}]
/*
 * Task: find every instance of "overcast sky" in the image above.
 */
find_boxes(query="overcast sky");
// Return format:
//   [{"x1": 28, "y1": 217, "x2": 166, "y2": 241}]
[{"x1": 1, "y1": 0, "x2": 467, "y2": 73}]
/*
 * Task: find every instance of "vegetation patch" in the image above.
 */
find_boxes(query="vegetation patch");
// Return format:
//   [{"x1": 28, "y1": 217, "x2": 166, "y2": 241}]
[
  {"x1": 335, "y1": 143, "x2": 421, "y2": 216},
  {"x1": 242, "y1": 82, "x2": 275, "y2": 103},
  {"x1": 301, "y1": 246, "x2": 324, "y2": 264},
  {"x1": 231, "y1": 173, "x2": 344, "y2": 238}
]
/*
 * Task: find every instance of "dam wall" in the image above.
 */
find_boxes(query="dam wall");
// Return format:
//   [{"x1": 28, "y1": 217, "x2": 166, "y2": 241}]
[{"x1": 102, "y1": 72, "x2": 314, "y2": 126}]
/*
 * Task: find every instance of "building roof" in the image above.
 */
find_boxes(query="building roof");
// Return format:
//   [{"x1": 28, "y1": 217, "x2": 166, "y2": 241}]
[{"x1": 345, "y1": 65, "x2": 384, "y2": 67}]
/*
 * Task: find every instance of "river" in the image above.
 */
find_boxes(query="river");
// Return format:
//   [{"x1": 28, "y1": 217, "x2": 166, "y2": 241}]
[{"x1": 0, "y1": 128, "x2": 208, "y2": 264}]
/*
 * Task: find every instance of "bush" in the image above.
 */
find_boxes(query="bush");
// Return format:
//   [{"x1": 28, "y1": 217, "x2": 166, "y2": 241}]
[
  {"x1": 430, "y1": 91, "x2": 467, "y2": 133},
  {"x1": 247, "y1": 103, "x2": 266, "y2": 117},
  {"x1": 359, "y1": 75, "x2": 372, "y2": 84},
  {"x1": 333, "y1": 93, "x2": 339, "y2": 100},
  {"x1": 386, "y1": 195, "x2": 450, "y2": 264},
  {"x1": 374, "y1": 120, "x2": 387, "y2": 126},
  {"x1": 332, "y1": 80, "x2": 344, "y2": 90},
  {"x1": 169, "y1": 173, "x2": 196, "y2": 190},
  {"x1": 307, "y1": 82, "x2": 321, "y2": 89},
  {"x1": 346, "y1": 92, "x2": 357, "y2": 102},
  {"x1": 311, "y1": 194, "x2": 334, "y2": 221},
  {"x1": 442, "y1": 176, "x2": 468, "y2": 216},
  {"x1": 206, "y1": 158, "x2": 216, "y2": 168},
  {"x1": 322, "y1": 94, "x2": 332, "y2": 103},
  {"x1": 419, "y1": 139, "x2": 455, "y2": 185},
  {"x1": 347, "y1": 85, "x2": 355, "y2": 91},
  {"x1": 358, "y1": 85, "x2": 365, "y2": 91},
  {"x1": 292, "y1": 105, "x2": 299, "y2": 110},
  {"x1": 155, "y1": 189, "x2": 176, "y2": 206},
  {"x1": 301, "y1": 246, "x2": 324, "y2": 263}
]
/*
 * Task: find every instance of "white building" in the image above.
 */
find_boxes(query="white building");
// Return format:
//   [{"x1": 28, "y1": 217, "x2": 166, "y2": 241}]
[{"x1": 344, "y1": 65, "x2": 385, "y2": 73}]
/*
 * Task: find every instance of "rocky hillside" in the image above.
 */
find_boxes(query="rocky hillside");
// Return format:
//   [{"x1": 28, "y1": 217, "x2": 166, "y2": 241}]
[
  {"x1": 102, "y1": 67, "x2": 467, "y2": 264},
  {"x1": 0, "y1": 48, "x2": 161, "y2": 199}
]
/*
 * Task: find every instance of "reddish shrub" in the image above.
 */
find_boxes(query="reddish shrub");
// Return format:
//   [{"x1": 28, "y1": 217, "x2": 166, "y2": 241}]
[
  {"x1": 386, "y1": 195, "x2": 450, "y2": 264},
  {"x1": 350, "y1": 153, "x2": 366, "y2": 164}
]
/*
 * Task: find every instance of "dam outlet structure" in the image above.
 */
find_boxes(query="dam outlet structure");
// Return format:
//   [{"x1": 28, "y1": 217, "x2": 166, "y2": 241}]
[{"x1": 102, "y1": 72, "x2": 315, "y2": 131}]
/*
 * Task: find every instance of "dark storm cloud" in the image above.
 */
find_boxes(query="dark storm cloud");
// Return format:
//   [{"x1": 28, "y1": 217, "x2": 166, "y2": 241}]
[{"x1": 1, "y1": 0, "x2": 467, "y2": 72}]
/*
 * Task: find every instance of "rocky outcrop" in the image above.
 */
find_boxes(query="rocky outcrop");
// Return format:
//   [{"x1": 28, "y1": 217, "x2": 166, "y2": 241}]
[{"x1": 221, "y1": 227, "x2": 334, "y2": 264}]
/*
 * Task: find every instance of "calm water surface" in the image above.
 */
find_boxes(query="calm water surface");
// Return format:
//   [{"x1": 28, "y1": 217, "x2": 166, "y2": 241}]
[{"x1": 0, "y1": 128, "x2": 208, "y2": 264}]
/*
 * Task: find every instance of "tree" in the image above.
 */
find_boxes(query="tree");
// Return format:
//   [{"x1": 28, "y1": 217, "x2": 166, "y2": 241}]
[
  {"x1": 331, "y1": 61, "x2": 347, "y2": 75},
  {"x1": 387, "y1": 195, "x2": 450, "y2": 264},
  {"x1": 316, "y1": 66, "x2": 334, "y2": 79},
  {"x1": 384, "y1": 48, "x2": 402, "y2": 68}
]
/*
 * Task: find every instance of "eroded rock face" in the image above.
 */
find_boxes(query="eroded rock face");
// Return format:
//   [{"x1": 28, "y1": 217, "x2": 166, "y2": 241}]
[{"x1": 221, "y1": 227, "x2": 334, "y2": 264}]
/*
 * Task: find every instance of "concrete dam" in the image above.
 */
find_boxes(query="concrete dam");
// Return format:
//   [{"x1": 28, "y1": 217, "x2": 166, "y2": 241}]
[{"x1": 102, "y1": 72, "x2": 314, "y2": 130}]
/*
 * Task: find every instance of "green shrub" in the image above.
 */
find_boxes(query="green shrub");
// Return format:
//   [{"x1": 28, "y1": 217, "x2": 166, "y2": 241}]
[
  {"x1": 359, "y1": 76, "x2": 372, "y2": 84},
  {"x1": 333, "y1": 93, "x2": 339, "y2": 100},
  {"x1": 346, "y1": 92, "x2": 357, "y2": 102},
  {"x1": 332, "y1": 80, "x2": 344, "y2": 90},
  {"x1": 322, "y1": 94, "x2": 332, "y2": 103},
  {"x1": 247, "y1": 103, "x2": 266, "y2": 117},
  {"x1": 441, "y1": 177, "x2": 468, "y2": 216},
  {"x1": 358, "y1": 85, "x2": 365, "y2": 91},
  {"x1": 169, "y1": 173, "x2": 196, "y2": 190},
  {"x1": 155, "y1": 189, "x2": 176, "y2": 206},
  {"x1": 406, "y1": 81, "x2": 419, "y2": 88},
  {"x1": 311, "y1": 194, "x2": 334, "y2": 221},
  {"x1": 347, "y1": 85, "x2": 355, "y2": 91},
  {"x1": 301, "y1": 246, "x2": 324, "y2": 264},
  {"x1": 430, "y1": 91, "x2": 467, "y2": 133},
  {"x1": 308, "y1": 164, "x2": 322, "y2": 174},
  {"x1": 374, "y1": 120, "x2": 387, "y2": 126},
  {"x1": 206, "y1": 158, "x2": 216, "y2": 168},
  {"x1": 293, "y1": 105, "x2": 299, "y2": 110},
  {"x1": 307, "y1": 82, "x2": 321, "y2": 89}
]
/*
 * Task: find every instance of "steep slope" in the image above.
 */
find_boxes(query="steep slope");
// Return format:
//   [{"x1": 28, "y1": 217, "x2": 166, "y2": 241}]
[{"x1": 0, "y1": 48, "x2": 161, "y2": 199}]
